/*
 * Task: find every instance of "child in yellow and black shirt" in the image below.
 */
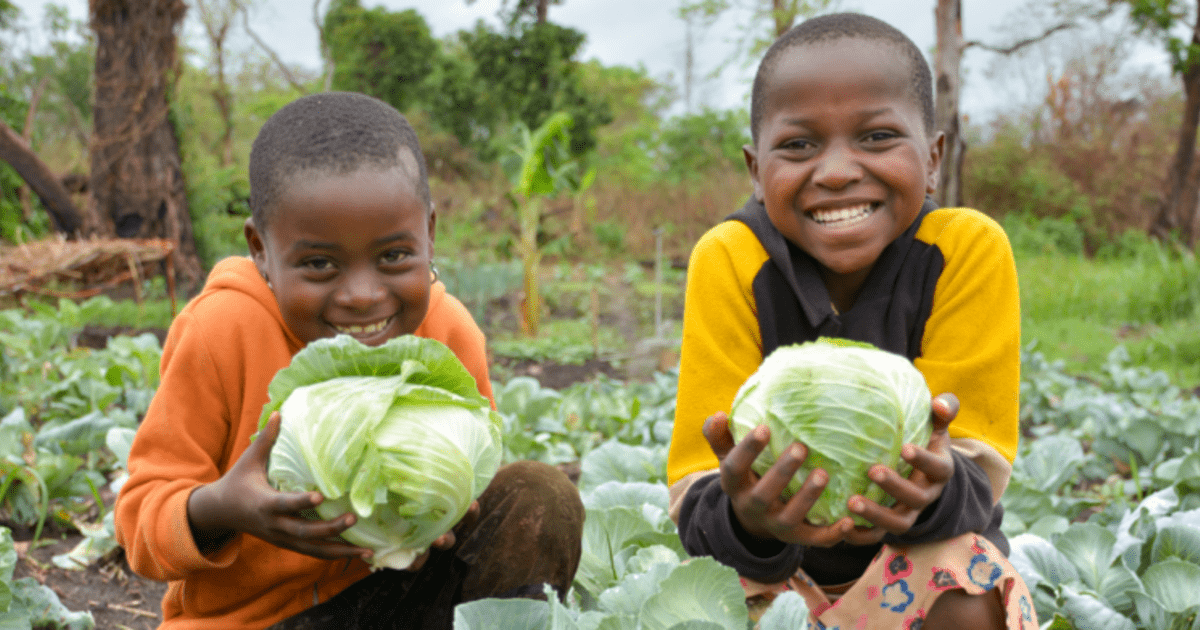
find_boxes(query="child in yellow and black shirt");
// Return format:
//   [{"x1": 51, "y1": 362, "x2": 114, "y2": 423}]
[{"x1": 667, "y1": 13, "x2": 1036, "y2": 630}]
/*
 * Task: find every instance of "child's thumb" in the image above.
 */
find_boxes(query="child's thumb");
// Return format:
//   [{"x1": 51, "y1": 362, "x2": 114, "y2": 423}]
[
  {"x1": 251, "y1": 411, "x2": 282, "y2": 460},
  {"x1": 930, "y1": 393, "x2": 958, "y2": 432}
]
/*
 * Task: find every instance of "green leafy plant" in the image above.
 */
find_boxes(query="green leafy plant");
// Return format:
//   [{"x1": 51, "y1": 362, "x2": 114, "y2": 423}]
[
  {"x1": 1, "y1": 526, "x2": 95, "y2": 628},
  {"x1": 1011, "y1": 483, "x2": 1200, "y2": 629},
  {"x1": 0, "y1": 302, "x2": 158, "y2": 539}
]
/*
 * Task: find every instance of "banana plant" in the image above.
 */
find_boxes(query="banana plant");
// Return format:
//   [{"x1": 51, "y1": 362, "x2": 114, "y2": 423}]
[{"x1": 506, "y1": 112, "x2": 595, "y2": 337}]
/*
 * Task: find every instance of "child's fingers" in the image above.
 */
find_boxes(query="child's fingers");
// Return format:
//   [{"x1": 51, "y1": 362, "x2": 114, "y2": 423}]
[
  {"x1": 745, "y1": 442, "x2": 807, "y2": 510},
  {"x1": 269, "y1": 511, "x2": 355, "y2": 542},
  {"x1": 717, "y1": 424, "x2": 769, "y2": 495},
  {"x1": 847, "y1": 493, "x2": 915, "y2": 535},
  {"x1": 782, "y1": 516, "x2": 854, "y2": 548},
  {"x1": 902, "y1": 444, "x2": 954, "y2": 483},
  {"x1": 773, "y1": 468, "x2": 833, "y2": 527},
  {"x1": 930, "y1": 393, "x2": 958, "y2": 432},
  {"x1": 842, "y1": 523, "x2": 887, "y2": 546},
  {"x1": 281, "y1": 536, "x2": 371, "y2": 561},
  {"x1": 430, "y1": 530, "x2": 456, "y2": 550},
  {"x1": 702, "y1": 412, "x2": 736, "y2": 459},
  {"x1": 265, "y1": 489, "x2": 325, "y2": 516},
  {"x1": 244, "y1": 411, "x2": 282, "y2": 471}
]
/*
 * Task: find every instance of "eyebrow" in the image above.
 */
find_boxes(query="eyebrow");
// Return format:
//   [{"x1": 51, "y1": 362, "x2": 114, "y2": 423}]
[
  {"x1": 290, "y1": 231, "x2": 416, "y2": 252},
  {"x1": 782, "y1": 107, "x2": 897, "y2": 127}
]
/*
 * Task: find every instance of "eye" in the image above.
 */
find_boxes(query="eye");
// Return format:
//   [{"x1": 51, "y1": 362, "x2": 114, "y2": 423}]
[
  {"x1": 863, "y1": 130, "x2": 899, "y2": 143},
  {"x1": 380, "y1": 248, "x2": 411, "y2": 265},
  {"x1": 781, "y1": 137, "x2": 815, "y2": 151},
  {"x1": 300, "y1": 257, "x2": 335, "y2": 273}
]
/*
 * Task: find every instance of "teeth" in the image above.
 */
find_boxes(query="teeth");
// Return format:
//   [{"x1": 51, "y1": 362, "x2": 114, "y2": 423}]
[
  {"x1": 810, "y1": 204, "x2": 875, "y2": 226},
  {"x1": 334, "y1": 318, "x2": 390, "y2": 335}
]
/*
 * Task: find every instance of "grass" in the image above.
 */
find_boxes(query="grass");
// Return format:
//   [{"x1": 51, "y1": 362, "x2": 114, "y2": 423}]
[{"x1": 1018, "y1": 248, "x2": 1200, "y2": 388}]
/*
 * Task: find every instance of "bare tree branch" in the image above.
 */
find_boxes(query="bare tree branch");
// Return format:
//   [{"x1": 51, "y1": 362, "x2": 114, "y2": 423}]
[
  {"x1": 965, "y1": 21, "x2": 1074, "y2": 54},
  {"x1": 241, "y1": 6, "x2": 307, "y2": 93}
]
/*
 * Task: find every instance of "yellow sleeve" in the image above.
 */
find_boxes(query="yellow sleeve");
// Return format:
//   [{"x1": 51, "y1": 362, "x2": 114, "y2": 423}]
[
  {"x1": 667, "y1": 221, "x2": 770, "y2": 486},
  {"x1": 914, "y1": 208, "x2": 1021, "y2": 463}
]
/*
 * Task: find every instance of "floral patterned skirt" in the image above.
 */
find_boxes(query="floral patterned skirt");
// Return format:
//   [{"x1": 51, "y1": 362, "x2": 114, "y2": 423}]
[{"x1": 742, "y1": 533, "x2": 1038, "y2": 630}]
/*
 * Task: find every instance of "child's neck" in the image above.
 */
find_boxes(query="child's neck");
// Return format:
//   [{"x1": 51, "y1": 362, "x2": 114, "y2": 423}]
[{"x1": 821, "y1": 266, "x2": 872, "y2": 315}]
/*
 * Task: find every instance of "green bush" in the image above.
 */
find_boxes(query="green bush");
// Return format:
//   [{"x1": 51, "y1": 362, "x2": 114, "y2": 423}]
[{"x1": 1002, "y1": 212, "x2": 1088, "y2": 256}]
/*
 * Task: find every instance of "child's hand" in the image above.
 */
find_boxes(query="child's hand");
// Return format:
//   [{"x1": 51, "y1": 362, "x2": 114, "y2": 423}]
[
  {"x1": 186, "y1": 412, "x2": 371, "y2": 561},
  {"x1": 840, "y1": 393, "x2": 958, "y2": 545},
  {"x1": 702, "y1": 412, "x2": 856, "y2": 548}
]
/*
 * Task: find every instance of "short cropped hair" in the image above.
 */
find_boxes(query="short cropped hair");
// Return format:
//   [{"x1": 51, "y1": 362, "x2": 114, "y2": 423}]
[
  {"x1": 749, "y1": 13, "x2": 935, "y2": 144},
  {"x1": 248, "y1": 92, "x2": 431, "y2": 231}
]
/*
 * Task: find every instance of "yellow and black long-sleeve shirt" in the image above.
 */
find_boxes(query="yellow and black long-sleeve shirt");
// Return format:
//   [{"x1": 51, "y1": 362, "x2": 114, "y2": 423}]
[{"x1": 667, "y1": 197, "x2": 1021, "y2": 585}]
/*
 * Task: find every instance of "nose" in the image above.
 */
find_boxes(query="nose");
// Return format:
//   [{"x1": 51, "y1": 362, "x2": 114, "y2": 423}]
[
  {"x1": 334, "y1": 268, "x2": 386, "y2": 311},
  {"x1": 812, "y1": 142, "x2": 863, "y2": 190}
]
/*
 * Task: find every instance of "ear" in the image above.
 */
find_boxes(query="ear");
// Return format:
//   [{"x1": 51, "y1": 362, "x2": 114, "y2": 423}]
[
  {"x1": 244, "y1": 217, "x2": 270, "y2": 281},
  {"x1": 743, "y1": 144, "x2": 765, "y2": 202},
  {"x1": 926, "y1": 131, "x2": 946, "y2": 195}
]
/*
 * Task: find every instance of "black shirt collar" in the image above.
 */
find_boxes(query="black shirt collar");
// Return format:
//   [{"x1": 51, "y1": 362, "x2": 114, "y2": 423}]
[{"x1": 727, "y1": 196, "x2": 937, "y2": 329}]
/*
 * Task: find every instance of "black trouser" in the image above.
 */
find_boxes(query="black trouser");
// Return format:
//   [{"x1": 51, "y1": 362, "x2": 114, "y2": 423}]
[{"x1": 269, "y1": 461, "x2": 584, "y2": 630}]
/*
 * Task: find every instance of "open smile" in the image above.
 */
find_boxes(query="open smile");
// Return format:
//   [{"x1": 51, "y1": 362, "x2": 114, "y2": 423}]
[
  {"x1": 807, "y1": 203, "x2": 878, "y2": 228},
  {"x1": 331, "y1": 316, "x2": 393, "y2": 336}
]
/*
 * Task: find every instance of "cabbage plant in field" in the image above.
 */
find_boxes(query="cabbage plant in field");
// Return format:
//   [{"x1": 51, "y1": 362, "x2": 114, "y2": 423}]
[
  {"x1": 259, "y1": 335, "x2": 502, "y2": 571},
  {"x1": 729, "y1": 338, "x2": 932, "y2": 526}
]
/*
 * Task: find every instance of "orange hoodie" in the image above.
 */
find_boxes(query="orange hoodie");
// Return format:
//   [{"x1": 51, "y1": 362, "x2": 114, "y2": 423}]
[{"x1": 115, "y1": 257, "x2": 494, "y2": 629}]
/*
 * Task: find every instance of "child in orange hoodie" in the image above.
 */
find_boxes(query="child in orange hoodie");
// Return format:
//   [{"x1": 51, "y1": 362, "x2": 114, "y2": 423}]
[{"x1": 115, "y1": 92, "x2": 583, "y2": 630}]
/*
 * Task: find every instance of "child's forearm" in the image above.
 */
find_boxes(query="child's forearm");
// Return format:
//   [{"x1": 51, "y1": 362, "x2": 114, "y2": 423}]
[{"x1": 187, "y1": 482, "x2": 238, "y2": 555}]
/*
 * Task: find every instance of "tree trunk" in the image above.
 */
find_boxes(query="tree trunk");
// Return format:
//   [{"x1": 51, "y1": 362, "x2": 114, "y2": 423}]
[
  {"x1": 1151, "y1": 6, "x2": 1200, "y2": 247},
  {"x1": 88, "y1": 0, "x2": 202, "y2": 280},
  {"x1": 536, "y1": 0, "x2": 547, "y2": 24},
  {"x1": 934, "y1": 0, "x2": 964, "y2": 208},
  {"x1": 0, "y1": 119, "x2": 83, "y2": 233}
]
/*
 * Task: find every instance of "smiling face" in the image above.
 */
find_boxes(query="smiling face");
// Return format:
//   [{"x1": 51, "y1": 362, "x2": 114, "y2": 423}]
[
  {"x1": 245, "y1": 162, "x2": 435, "y2": 347},
  {"x1": 744, "y1": 38, "x2": 943, "y2": 308}
]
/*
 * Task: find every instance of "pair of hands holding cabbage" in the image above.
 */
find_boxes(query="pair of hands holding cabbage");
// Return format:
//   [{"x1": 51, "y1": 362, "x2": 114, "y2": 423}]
[
  {"x1": 702, "y1": 339, "x2": 959, "y2": 549},
  {"x1": 187, "y1": 411, "x2": 473, "y2": 570},
  {"x1": 703, "y1": 396, "x2": 956, "y2": 548},
  {"x1": 187, "y1": 336, "x2": 502, "y2": 572}
]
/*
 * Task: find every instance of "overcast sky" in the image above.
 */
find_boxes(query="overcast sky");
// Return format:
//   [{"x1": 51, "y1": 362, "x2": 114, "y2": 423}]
[{"x1": 5, "y1": 0, "x2": 1166, "y2": 122}]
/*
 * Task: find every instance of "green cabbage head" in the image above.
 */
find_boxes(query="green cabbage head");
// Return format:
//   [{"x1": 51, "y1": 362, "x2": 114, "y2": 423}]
[
  {"x1": 258, "y1": 335, "x2": 502, "y2": 570},
  {"x1": 728, "y1": 338, "x2": 932, "y2": 526}
]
